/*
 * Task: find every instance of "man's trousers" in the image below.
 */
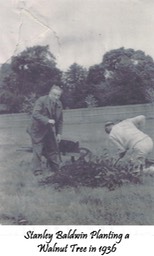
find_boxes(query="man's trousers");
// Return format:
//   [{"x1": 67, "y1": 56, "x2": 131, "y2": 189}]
[
  {"x1": 31, "y1": 131, "x2": 60, "y2": 172},
  {"x1": 131, "y1": 136, "x2": 153, "y2": 168}
]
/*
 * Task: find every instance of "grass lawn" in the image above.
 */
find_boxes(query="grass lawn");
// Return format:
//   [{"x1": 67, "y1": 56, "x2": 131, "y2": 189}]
[{"x1": 0, "y1": 115, "x2": 154, "y2": 225}]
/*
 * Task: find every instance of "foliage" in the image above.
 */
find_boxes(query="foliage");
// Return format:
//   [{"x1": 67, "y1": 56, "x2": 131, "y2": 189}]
[
  {"x1": 0, "y1": 63, "x2": 12, "y2": 88},
  {"x1": 21, "y1": 93, "x2": 37, "y2": 114},
  {"x1": 0, "y1": 90, "x2": 23, "y2": 113},
  {"x1": 40, "y1": 154, "x2": 142, "y2": 191},
  {"x1": 101, "y1": 47, "x2": 154, "y2": 105},
  {"x1": 145, "y1": 87, "x2": 154, "y2": 104},
  {"x1": 85, "y1": 47, "x2": 154, "y2": 107},
  {"x1": 62, "y1": 63, "x2": 88, "y2": 108},
  {"x1": 2, "y1": 45, "x2": 62, "y2": 98},
  {"x1": 63, "y1": 63, "x2": 87, "y2": 89},
  {"x1": 85, "y1": 94, "x2": 98, "y2": 108},
  {"x1": 1, "y1": 46, "x2": 154, "y2": 111},
  {"x1": 2, "y1": 71, "x2": 20, "y2": 94},
  {"x1": 0, "y1": 45, "x2": 63, "y2": 113},
  {"x1": 87, "y1": 64, "x2": 105, "y2": 85}
]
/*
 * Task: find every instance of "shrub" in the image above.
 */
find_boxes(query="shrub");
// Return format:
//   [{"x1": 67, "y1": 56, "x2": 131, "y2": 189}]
[
  {"x1": 21, "y1": 93, "x2": 37, "y2": 114},
  {"x1": 85, "y1": 94, "x2": 98, "y2": 108},
  {"x1": 40, "y1": 154, "x2": 142, "y2": 190},
  {"x1": 0, "y1": 90, "x2": 23, "y2": 113}
]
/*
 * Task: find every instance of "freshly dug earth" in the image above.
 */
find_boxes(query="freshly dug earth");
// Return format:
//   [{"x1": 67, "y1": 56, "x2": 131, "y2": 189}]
[{"x1": 40, "y1": 156, "x2": 146, "y2": 190}]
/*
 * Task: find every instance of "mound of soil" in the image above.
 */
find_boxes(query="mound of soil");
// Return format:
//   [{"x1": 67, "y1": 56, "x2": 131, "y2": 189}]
[{"x1": 40, "y1": 157, "x2": 143, "y2": 190}]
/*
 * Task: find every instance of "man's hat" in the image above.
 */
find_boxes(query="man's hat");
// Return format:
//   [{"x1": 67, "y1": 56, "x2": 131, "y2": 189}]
[{"x1": 104, "y1": 121, "x2": 114, "y2": 127}]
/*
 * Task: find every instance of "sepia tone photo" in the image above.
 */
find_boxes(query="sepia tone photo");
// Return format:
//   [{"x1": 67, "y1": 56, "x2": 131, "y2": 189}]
[{"x1": 0, "y1": 0, "x2": 154, "y2": 225}]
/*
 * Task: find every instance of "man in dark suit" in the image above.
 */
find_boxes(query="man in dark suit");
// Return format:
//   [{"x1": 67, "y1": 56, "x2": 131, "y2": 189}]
[{"x1": 27, "y1": 85, "x2": 63, "y2": 175}]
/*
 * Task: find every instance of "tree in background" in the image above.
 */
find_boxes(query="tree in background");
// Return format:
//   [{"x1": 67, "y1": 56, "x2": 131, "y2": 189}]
[
  {"x1": 0, "y1": 63, "x2": 12, "y2": 88},
  {"x1": 85, "y1": 94, "x2": 98, "y2": 108},
  {"x1": 101, "y1": 47, "x2": 154, "y2": 105},
  {"x1": 0, "y1": 45, "x2": 62, "y2": 112},
  {"x1": 85, "y1": 47, "x2": 154, "y2": 107},
  {"x1": 21, "y1": 92, "x2": 37, "y2": 114},
  {"x1": 86, "y1": 64, "x2": 106, "y2": 106},
  {"x1": 0, "y1": 90, "x2": 23, "y2": 113},
  {"x1": 1, "y1": 46, "x2": 154, "y2": 113},
  {"x1": 61, "y1": 63, "x2": 88, "y2": 108},
  {"x1": 10, "y1": 45, "x2": 62, "y2": 96},
  {"x1": 87, "y1": 64, "x2": 105, "y2": 85}
]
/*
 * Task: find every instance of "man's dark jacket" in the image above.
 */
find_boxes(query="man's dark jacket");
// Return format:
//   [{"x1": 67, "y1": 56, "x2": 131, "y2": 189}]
[{"x1": 27, "y1": 95, "x2": 63, "y2": 143}]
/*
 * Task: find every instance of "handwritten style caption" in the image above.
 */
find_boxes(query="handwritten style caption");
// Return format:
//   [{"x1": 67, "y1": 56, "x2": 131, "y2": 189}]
[{"x1": 24, "y1": 228, "x2": 130, "y2": 255}]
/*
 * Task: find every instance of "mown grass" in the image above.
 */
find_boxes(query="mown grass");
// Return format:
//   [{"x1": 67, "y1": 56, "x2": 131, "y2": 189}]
[
  {"x1": 0, "y1": 144, "x2": 154, "y2": 225},
  {"x1": 1, "y1": 113, "x2": 154, "y2": 225}
]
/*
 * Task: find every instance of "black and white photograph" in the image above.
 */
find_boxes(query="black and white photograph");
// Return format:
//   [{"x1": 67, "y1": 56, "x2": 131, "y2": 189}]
[{"x1": 0, "y1": 1, "x2": 154, "y2": 252}]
